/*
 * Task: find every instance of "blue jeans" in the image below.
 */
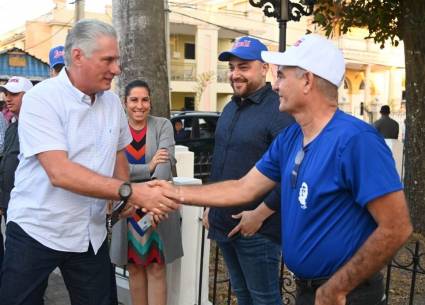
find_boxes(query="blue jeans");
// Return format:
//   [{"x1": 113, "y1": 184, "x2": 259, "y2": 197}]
[
  {"x1": 0, "y1": 222, "x2": 113, "y2": 305},
  {"x1": 217, "y1": 234, "x2": 282, "y2": 305}
]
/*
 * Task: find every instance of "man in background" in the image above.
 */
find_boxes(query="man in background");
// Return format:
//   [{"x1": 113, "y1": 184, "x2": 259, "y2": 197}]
[
  {"x1": 0, "y1": 76, "x2": 33, "y2": 284},
  {"x1": 0, "y1": 100, "x2": 8, "y2": 155},
  {"x1": 49, "y1": 45, "x2": 65, "y2": 77},
  {"x1": 374, "y1": 105, "x2": 399, "y2": 139}
]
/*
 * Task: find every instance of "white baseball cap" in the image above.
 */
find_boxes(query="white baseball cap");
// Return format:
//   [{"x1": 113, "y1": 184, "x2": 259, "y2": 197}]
[
  {"x1": 0, "y1": 76, "x2": 33, "y2": 94},
  {"x1": 261, "y1": 34, "x2": 345, "y2": 87}
]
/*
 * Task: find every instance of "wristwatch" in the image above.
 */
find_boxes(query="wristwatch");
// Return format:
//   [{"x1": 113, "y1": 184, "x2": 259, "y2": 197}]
[{"x1": 118, "y1": 181, "x2": 133, "y2": 203}]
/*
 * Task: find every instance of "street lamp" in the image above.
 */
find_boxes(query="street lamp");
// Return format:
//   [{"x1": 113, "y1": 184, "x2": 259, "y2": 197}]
[{"x1": 249, "y1": 0, "x2": 316, "y2": 51}]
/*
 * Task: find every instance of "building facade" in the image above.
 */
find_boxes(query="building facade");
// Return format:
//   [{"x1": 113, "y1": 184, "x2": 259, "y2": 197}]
[{"x1": 0, "y1": 0, "x2": 406, "y2": 123}]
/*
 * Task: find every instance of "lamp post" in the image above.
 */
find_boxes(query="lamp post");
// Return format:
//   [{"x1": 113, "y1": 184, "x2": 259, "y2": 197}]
[{"x1": 249, "y1": 0, "x2": 316, "y2": 51}]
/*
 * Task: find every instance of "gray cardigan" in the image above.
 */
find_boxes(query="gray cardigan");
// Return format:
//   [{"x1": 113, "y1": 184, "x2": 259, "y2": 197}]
[
  {"x1": 129, "y1": 115, "x2": 176, "y2": 181},
  {"x1": 110, "y1": 115, "x2": 183, "y2": 266}
]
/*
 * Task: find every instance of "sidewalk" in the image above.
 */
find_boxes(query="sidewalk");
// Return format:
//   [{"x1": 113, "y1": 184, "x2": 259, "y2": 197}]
[
  {"x1": 45, "y1": 271, "x2": 70, "y2": 305},
  {"x1": 45, "y1": 270, "x2": 125, "y2": 305}
]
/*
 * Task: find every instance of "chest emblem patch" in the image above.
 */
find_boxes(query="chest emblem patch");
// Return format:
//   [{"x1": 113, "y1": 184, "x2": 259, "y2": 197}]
[{"x1": 298, "y1": 182, "x2": 308, "y2": 209}]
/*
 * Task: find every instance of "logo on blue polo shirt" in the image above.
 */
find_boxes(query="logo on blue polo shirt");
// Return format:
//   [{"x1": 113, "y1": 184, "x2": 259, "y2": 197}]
[{"x1": 298, "y1": 182, "x2": 308, "y2": 209}]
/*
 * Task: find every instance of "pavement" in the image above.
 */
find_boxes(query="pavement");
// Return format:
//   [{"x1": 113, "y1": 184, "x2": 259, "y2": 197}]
[
  {"x1": 45, "y1": 270, "x2": 126, "y2": 305},
  {"x1": 45, "y1": 271, "x2": 71, "y2": 305}
]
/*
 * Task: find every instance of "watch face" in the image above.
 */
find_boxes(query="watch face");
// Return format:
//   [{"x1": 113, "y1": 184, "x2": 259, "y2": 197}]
[{"x1": 120, "y1": 183, "x2": 132, "y2": 198}]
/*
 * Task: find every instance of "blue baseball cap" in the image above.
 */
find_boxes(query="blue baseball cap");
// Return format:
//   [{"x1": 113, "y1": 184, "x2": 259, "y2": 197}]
[
  {"x1": 218, "y1": 36, "x2": 268, "y2": 62},
  {"x1": 49, "y1": 45, "x2": 65, "y2": 68}
]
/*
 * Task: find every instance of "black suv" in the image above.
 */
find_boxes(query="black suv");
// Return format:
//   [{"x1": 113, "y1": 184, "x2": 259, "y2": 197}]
[{"x1": 170, "y1": 111, "x2": 220, "y2": 181}]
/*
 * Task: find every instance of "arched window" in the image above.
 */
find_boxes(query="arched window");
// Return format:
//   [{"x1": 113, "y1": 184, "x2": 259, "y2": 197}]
[
  {"x1": 343, "y1": 78, "x2": 352, "y2": 94},
  {"x1": 359, "y1": 80, "x2": 365, "y2": 90}
]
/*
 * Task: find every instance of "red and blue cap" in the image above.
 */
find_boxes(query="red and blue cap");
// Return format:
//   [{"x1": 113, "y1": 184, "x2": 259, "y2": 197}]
[
  {"x1": 49, "y1": 45, "x2": 65, "y2": 69},
  {"x1": 218, "y1": 36, "x2": 268, "y2": 62}
]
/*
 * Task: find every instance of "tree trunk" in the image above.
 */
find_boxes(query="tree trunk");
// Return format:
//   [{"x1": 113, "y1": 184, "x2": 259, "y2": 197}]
[
  {"x1": 112, "y1": 0, "x2": 170, "y2": 118},
  {"x1": 401, "y1": 1, "x2": 425, "y2": 235}
]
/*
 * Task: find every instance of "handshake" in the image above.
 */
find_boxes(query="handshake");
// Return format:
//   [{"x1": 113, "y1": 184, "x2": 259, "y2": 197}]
[{"x1": 118, "y1": 180, "x2": 185, "y2": 221}]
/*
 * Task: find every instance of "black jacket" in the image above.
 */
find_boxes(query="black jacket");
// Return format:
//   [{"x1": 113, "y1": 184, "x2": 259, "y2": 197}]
[{"x1": 0, "y1": 121, "x2": 19, "y2": 210}]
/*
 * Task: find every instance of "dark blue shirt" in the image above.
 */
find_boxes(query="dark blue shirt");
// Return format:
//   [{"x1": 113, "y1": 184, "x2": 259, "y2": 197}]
[
  {"x1": 174, "y1": 130, "x2": 189, "y2": 141},
  {"x1": 208, "y1": 83, "x2": 294, "y2": 243},
  {"x1": 256, "y1": 109, "x2": 402, "y2": 278}
]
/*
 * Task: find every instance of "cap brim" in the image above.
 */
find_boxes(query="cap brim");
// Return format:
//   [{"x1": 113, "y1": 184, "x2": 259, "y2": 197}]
[
  {"x1": 261, "y1": 51, "x2": 297, "y2": 66},
  {"x1": 0, "y1": 85, "x2": 14, "y2": 93},
  {"x1": 0, "y1": 84, "x2": 24, "y2": 94},
  {"x1": 218, "y1": 51, "x2": 260, "y2": 62},
  {"x1": 261, "y1": 51, "x2": 280, "y2": 65},
  {"x1": 51, "y1": 62, "x2": 64, "y2": 69}
]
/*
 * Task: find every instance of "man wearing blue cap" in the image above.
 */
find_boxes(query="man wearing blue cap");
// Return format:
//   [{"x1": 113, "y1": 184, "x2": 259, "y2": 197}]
[
  {"x1": 202, "y1": 36, "x2": 293, "y2": 305},
  {"x1": 49, "y1": 45, "x2": 65, "y2": 77}
]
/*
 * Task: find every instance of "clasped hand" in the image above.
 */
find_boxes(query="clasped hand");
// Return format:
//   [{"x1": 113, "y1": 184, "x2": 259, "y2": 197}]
[{"x1": 119, "y1": 180, "x2": 181, "y2": 222}]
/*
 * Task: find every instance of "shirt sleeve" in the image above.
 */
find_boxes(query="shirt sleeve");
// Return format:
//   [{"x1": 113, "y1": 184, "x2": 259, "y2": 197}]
[
  {"x1": 338, "y1": 131, "x2": 403, "y2": 207},
  {"x1": 117, "y1": 101, "x2": 132, "y2": 151},
  {"x1": 152, "y1": 119, "x2": 175, "y2": 180},
  {"x1": 129, "y1": 163, "x2": 151, "y2": 181},
  {"x1": 0, "y1": 115, "x2": 7, "y2": 153},
  {"x1": 19, "y1": 92, "x2": 68, "y2": 158},
  {"x1": 255, "y1": 134, "x2": 283, "y2": 183}
]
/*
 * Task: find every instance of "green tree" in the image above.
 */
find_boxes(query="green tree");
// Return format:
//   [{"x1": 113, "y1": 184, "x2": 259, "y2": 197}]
[
  {"x1": 314, "y1": 0, "x2": 425, "y2": 234},
  {"x1": 112, "y1": 0, "x2": 170, "y2": 118}
]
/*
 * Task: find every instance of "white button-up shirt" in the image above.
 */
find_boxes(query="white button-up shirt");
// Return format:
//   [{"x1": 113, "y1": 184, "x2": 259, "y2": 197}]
[{"x1": 7, "y1": 69, "x2": 131, "y2": 253}]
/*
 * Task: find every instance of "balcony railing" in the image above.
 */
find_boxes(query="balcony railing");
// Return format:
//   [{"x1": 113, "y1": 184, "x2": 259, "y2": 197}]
[
  {"x1": 171, "y1": 62, "x2": 196, "y2": 81},
  {"x1": 217, "y1": 66, "x2": 228, "y2": 83}
]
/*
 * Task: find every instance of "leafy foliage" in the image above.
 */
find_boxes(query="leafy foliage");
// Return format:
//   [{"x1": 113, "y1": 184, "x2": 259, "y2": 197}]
[{"x1": 312, "y1": 0, "x2": 401, "y2": 48}]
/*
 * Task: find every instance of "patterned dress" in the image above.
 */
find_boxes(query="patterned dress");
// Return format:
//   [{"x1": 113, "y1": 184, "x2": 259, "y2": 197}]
[{"x1": 125, "y1": 125, "x2": 165, "y2": 266}]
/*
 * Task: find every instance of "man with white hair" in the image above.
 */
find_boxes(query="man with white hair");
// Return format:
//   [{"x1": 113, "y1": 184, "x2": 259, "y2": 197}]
[
  {"x1": 151, "y1": 34, "x2": 412, "y2": 305},
  {"x1": 0, "y1": 20, "x2": 177, "y2": 305},
  {"x1": 0, "y1": 76, "x2": 33, "y2": 283}
]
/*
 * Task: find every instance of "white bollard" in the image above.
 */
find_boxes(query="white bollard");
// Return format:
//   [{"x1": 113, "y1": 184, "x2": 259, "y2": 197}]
[
  {"x1": 168, "y1": 146, "x2": 211, "y2": 305},
  {"x1": 167, "y1": 177, "x2": 210, "y2": 305},
  {"x1": 175, "y1": 145, "x2": 195, "y2": 178},
  {"x1": 384, "y1": 139, "x2": 404, "y2": 177}
]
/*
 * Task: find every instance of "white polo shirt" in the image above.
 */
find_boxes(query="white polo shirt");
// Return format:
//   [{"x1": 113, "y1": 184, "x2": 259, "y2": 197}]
[{"x1": 7, "y1": 69, "x2": 132, "y2": 253}]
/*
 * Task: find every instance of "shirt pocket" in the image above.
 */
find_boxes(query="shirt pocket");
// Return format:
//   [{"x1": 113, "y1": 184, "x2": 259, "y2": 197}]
[{"x1": 99, "y1": 123, "x2": 120, "y2": 154}]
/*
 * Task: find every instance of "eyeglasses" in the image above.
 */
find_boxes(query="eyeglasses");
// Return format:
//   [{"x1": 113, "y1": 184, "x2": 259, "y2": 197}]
[{"x1": 291, "y1": 148, "x2": 305, "y2": 188}]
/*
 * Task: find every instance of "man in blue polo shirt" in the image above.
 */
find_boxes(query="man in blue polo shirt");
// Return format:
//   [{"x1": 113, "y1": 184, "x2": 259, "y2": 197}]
[
  {"x1": 203, "y1": 36, "x2": 293, "y2": 305},
  {"x1": 151, "y1": 34, "x2": 412, "y2": 305}
]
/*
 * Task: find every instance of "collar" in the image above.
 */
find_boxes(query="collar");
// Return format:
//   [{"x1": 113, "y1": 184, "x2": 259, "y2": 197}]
[{"x1": 58, "y1": 68, "x2": 104, "y2": 105}]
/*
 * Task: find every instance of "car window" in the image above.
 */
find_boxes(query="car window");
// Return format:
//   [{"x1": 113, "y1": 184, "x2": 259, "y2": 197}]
[
  {"x1": 172, "y1": 114, "x2": 219, "y2": 141},
  {"x1": 199, "y1": 117, "x2": 217, "y2": 139},
  {"x1": 178, "y1": 118, "x2": 192, "y2": 135}
]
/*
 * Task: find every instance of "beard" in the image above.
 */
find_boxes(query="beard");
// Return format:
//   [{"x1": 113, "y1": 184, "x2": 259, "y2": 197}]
[{"x1": 231, "y1": 80, "x2": 257, "y2": 98}]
